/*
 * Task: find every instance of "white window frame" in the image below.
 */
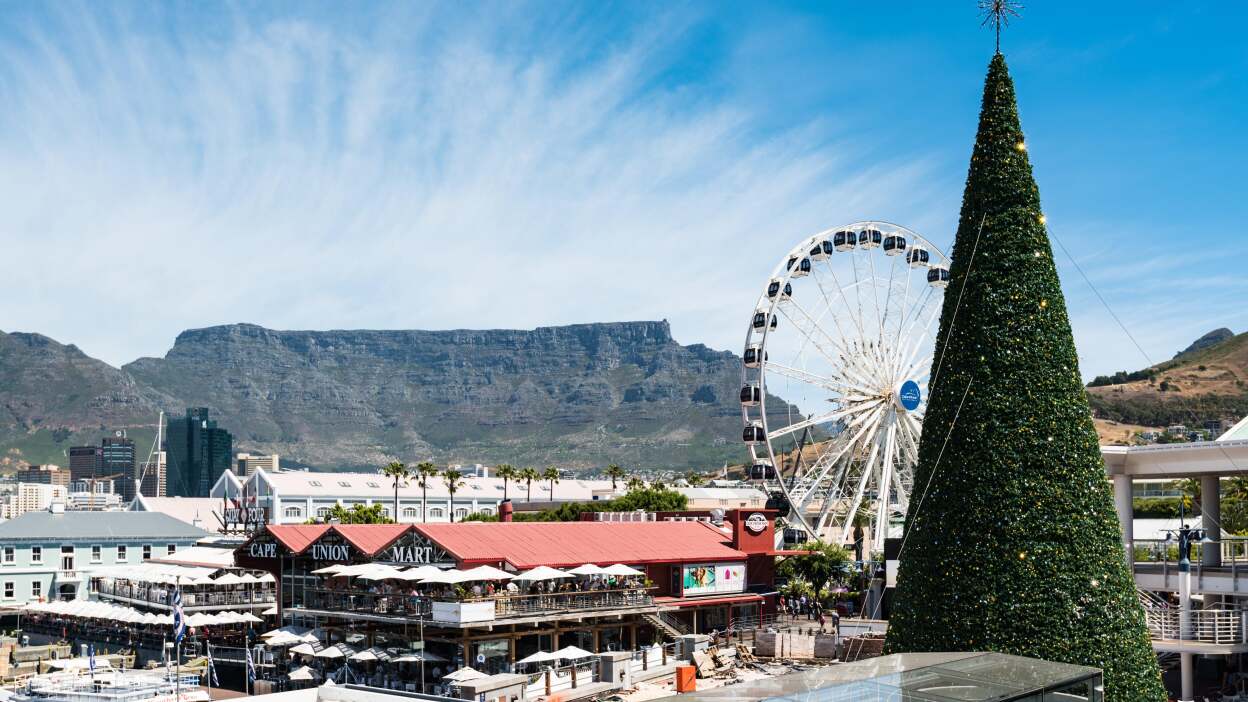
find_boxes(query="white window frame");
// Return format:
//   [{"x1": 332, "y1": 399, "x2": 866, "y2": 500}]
[
  {"x1": 2, "y1": 547, "x2": 13, "y2": 565},
  {"x1": 91, "y1": 545, "x2": 102, "y2": 563},
  {"x1": 2, "y1": 582, "x2": 12, "y2": 600},
  {"x1": 402, "y1": 507, "x2": 419, "y2": 520},
  {"x1": 142, "y1": 545, "x2": 152, "y2": 561},
  {"x1": 316, "y1": 507, "x2": 331, "y2": 519},
  {"x1": 167, "y1": 544, "x2": 177, "y2": 555},
  {"x1": 429, "y1": 508, "x2": 445, "y2": 519},
  {"x1": 30, "y1": 546, "x2": 42, "y2": 565},
  {"x1": 31, "y1": 580, "x2": 41, "y2": 599},
  {"x1": 454, "y1": 508, "x2": 468, "y2": 520},
  {"x1": 284, "y1": 506, "x2": 303, "y2": 519},
  {"x1": 117, "y1": 545, "x2": 128, "y2": 562}
]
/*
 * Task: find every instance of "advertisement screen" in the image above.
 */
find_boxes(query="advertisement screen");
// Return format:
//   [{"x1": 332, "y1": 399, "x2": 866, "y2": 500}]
[{"x1": 681, "y1": 563, "x2": 746, "y2": 596}]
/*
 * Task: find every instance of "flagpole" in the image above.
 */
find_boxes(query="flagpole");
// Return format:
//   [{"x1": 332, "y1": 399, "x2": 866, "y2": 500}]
[
  {"x1": 205, "y1": 643, "x2": 212, "y2": 698},
  {"x1": 175, "y1": 576, "x2": 181, "y2": 702}
]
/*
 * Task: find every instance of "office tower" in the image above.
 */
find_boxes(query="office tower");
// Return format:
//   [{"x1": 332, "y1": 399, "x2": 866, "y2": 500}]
[{"x1": 165, "y1": 408, "x2": 234, "y2": 497}]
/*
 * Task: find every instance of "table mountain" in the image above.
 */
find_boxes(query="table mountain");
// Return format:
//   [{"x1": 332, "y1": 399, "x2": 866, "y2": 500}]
[{"x1": 2, "y1": 322, "x2": 786, "y2": 471}]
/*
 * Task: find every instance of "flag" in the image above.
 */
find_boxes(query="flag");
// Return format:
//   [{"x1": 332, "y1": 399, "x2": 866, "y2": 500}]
[
  {"x1": 87, "y1": 644, "x2": 96, "y2": 676},
  {"x1": 172, "y1": 586, "x2": 186, "y2": 643},
  {"x1": 245, "y1": 646, "x2": 256, "y2": 684},
  {"x1": 206, "y1": 643, "x2": 219, "y2": 688}
]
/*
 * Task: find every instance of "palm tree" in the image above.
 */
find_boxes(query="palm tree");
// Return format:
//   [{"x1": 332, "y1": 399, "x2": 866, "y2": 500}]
[
  {"x1": 684, "y1": 471, "x2": 706, "y2": 487},
  {"x1": 496, "y1": 464, "x2": 517, "y2": 501},
  {"x1": 381, "y1": 461, "x2": 411, "y2": 522},
  {"x1": 542, "y1": 467, "x2": 560, "y2": 500},
  {"x1": 605, "y1": 464, "x2": 625, "y2": 490},
  {"x1": 519, "y1": 467, "x2": 539, "y2": 502},
  {"x1": 651, "y1": 478, "x2": 667, "y2": 491},
  {"x1": 442, "y1": 469, "x2": 464, "y2": 523},
  {"x1": 415, "y1": 461, "x2": 438, "y2": 522},
  {"x1": 626, "y1": 477, "x2": 645, "y2": 492}
]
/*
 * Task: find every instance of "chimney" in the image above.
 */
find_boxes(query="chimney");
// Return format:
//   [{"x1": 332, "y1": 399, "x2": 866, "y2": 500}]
[{"x1": 498, "y1": 500, "x2": 513, "y2": 523}]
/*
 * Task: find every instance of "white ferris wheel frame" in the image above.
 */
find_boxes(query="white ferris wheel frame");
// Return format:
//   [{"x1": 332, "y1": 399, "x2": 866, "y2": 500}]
[{"x1": 740, "y1": 221, "x2": 950, "y2": 553}]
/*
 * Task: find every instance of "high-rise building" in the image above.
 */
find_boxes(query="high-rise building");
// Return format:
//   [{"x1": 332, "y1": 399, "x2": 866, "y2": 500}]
[
  {"x1": 2, "y1": 483, "x2": 68, "y2": 519},
  {"x1": 166, "y1": 408, "x2": 233, "y2": 497},
  {"x1": 235, "y1": 453, "x2": 280, "y2": 477},
  {"x1": 68, "y1": 445, "x2": 102, "y2": 483},
  {"x1": 139, "y1": 451, "x2": 167, "y2": 498},
  {"x1": 16, "y1": 464, "x2": 71, "y2": 487},
  {"x1": 101, "y1": 433, "x2": 137, "y2": 502}
]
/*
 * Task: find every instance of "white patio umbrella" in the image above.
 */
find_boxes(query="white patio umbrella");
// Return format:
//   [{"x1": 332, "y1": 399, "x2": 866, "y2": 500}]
[
  {"x1": 400, "y1": 565, "x2": 444, "y2": 581},
  {"x1": 350, "y1": 649, "x2": 378, "y2": 662},
  {"x1": 602, "y1": 564, "x2": 646, "y2": 577},
  {"x1": 289, "y1": 665, "x2": 318, "y2": 681},
  {"x1": 443, "y1": 666, "x2": 487, "y2": 681},
  {"x1": 265, "y1": 632, "x2": 303, "y2": 647},
  {"x1": 316, "y1": 644, "x2": 356, "y2": 659},
  {"x1": 515, "y1": 650, "x2": 559, "y2": 665},
  {"x1": 513, "y1": 566, "x2": 572, "y2": 581},
  {"x1": 418, "y1": 569, "x2": 471, "y2": 585},
  {"x1": 262, "y1": 626, "x2": 312, "y2": 639},
  {"x1": 356, "y1": 564, "x2": 404, "y2": 581},
  {"x1": 262, "y1": 606, "x2": 278, "y2": 615},
  {"x1": 239, "y1": 612, "x2": 264, "y2": 623},
  {"x1": 213, "y1": 573, "x2": 246, "y2": 586},
  {"x1": 258, "y1": 574, "x2": 276, "y2": 583},
  {"x1": 554, "y1": 646, "x2": 596, "y2": 660},
  {"x1": 289, "y1": 643, "x2": 319, "y2": 656},
  {"x1": 566, "y1": 564, "x2": 606, "y2": 576},
  {"x1": 311, "y1": 564, "x2": 347, "y2": 575},
  {"x1": 459, "y1": 565, "x2": 514, "y2": 581},
  {"x1": 392, "y1": 650, "x2": 446, "y2": 663}
]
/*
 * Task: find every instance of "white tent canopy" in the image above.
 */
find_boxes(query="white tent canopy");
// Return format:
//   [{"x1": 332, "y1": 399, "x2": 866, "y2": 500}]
[
  {"x1": 515, "y1": 650, "x2": 559, "y2": 665},
  {"x1": 355, "y1": 564, "x2": 405, "y2": 581},
  {"x1": 554, "y1": 646, "x2": 596, "y2": 660},
  {"x1": 401, "y1": 565, "x2": 444, "y2": 581},
  {"x1": 513, "y1": 566, "x2": 572, "y2": 581},
  {"x1": 289, "y1": 665, "x2": 319, "y2": 681}
]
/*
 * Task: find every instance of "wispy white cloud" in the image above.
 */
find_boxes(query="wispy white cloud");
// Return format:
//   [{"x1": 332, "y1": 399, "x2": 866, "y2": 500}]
[{"x1": 0, "y1": 4, "x2": 951, "y2": 367}]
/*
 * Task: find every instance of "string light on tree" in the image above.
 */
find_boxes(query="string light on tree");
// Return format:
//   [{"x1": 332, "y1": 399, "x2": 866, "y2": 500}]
[{"x1": 979, "y1": 0, "x2": 1023, "y2": 53}]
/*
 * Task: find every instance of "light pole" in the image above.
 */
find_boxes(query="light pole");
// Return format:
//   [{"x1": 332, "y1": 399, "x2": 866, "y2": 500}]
[{"x1": 1163, "y1": 509, "x2": 1215, "y2": 702}]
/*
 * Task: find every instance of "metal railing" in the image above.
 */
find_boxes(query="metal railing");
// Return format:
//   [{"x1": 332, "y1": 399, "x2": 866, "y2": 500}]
[
  {"x1": 92, "y1": 581, "x2": 276, "y2": 610},
  {"x1": 487, "y1": 588, "x2": 654, "y2": 617},
  {"x1": 304, "y1": 590, "x2": 432, "y2": 618},
  {"x1": 1144, "y1": 606, "x2": 1248, "y2": 645}
]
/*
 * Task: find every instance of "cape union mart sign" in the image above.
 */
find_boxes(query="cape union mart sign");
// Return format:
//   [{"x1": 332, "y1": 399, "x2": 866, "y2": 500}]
[{"x1": 310, "y1": 543, "x2": 352, "y2": 561}]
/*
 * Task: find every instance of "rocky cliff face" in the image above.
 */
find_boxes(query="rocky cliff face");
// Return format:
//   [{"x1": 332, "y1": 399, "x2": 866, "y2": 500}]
[{"x1": 2, "y1": 322, "x2": 778, "y2": 470}]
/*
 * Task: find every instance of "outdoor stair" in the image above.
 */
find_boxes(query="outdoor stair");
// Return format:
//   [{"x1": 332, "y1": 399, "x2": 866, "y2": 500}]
[{"x1": 642, "y1": 612, "x2": 689, "y2": 639}]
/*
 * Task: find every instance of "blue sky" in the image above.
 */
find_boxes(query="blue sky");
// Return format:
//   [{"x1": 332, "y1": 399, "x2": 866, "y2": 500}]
[{"x1": 1, "y1": 2, "x2": 1245, "y2": 378}]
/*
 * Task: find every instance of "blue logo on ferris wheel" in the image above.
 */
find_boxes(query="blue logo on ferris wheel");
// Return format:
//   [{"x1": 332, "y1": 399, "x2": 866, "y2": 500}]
[{"x1": 898, "y1": 380, "x2": 922, "y2": 412}]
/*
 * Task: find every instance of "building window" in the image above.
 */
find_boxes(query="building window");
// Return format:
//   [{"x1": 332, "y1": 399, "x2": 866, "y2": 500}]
[
  {"x1": 309, "y1": 481, "x2": 322, "y2": 487},
  {"x1": 167, "y1": 544, "x2": 177, "y2": 555},
  {"x1": 402, "y1": 507, "x2": 419, "y2": 520},
  {"x1": 30, "y1": 546, "x2": 42, "y2": 564},
  {"x1": 31, "y1": 581, "x2": 41, "y2": 599},
  {"x1": 429, "y1": 508, "x2": 445, "y2": 519},
  {"x1": 2, "y1": 582, "x2": 12, "y2": 600},
  {"x1": 338, "y1": 481, "x2": 351, "y2": 488},
  {"x1": 284, "y1": 506, "x2": 303, "y2": 519},
  {"x1": 91, "y1": 546, "x2": 102, "y2": 563},
  {"x1": 454, "y1": 508, "x2": 468, "y2": 520},
  {"x1": 316, "y1": 507, "x2": 331, "y2": 520},
  {"x1": 142, "y1": 545, "x2": 152, "y2": 561},
  {"x1": 2, "y1": 547, "x2": 13, "y2": 565},
  {"x1": 117, "y1": 545, "x2": 127, "y2": 562},
  {"x1": 481, "y1": 507, "x2": 495, "y2": 516},
  {"x1": 367, "y1": 482, "x2": 380, "y2": 488}
]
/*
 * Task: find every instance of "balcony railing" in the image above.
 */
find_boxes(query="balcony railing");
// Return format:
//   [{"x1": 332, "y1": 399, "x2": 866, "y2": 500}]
[
  {"x1": 91, "y1": 581, "x2": 276, "y2": 610},
  {"x1": 1144, "y1": 606, "x2": 1248, "y2": 645},
  {"x1": 300, "y1": 587, "x2": 653, "y2": 621}
]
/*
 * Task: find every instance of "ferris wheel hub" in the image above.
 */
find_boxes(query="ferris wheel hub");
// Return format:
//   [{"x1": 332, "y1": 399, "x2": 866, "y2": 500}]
[{"x1": 894, "y1": 379, "x2": 922, "y2": 413}]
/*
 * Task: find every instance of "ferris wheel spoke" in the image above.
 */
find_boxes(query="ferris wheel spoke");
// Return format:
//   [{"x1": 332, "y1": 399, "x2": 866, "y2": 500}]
[
  {"x1": 791, "y1": 403, "x2": 885, "y2": 503},
  {"x1": 812, "y1": 266, "x2": 866, "y2": 348},
  {"x1": 763, "y1": 361, "x2": 874, "y2": 397},
  {"x1": 766, "y1": 404, "x2": 868, "y2": 442},
  {"x1": 780, "y1": 296, "x2": 856, "y2": 361},
  {"x1": 838, "y1": 426, "x2": 884, "y2": 545}
]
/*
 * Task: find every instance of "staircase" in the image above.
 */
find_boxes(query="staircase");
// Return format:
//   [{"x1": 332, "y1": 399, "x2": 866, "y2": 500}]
[{"x1": 642, "y1": 611, "x2": 690, "y2": 639}]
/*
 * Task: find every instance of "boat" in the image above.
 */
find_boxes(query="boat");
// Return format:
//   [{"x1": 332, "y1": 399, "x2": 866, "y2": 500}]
[{"x1": 2, "y1": 663, "x2": 208, "y2": 702}]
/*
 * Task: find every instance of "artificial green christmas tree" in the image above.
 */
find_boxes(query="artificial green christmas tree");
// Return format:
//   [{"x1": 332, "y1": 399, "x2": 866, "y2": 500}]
[{"x1": 883, "y1": 54, "x2": 1166, "y2": 702}]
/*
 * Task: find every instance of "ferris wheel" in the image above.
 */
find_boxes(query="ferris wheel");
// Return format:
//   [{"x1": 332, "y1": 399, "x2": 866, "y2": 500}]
[{"x1": 740, "y1": 222, "x2": 950, "y2": 553}]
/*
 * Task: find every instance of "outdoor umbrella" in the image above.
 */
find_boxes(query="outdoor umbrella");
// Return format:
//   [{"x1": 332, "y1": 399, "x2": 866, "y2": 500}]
[
  {"x1": 513, "y1": 566, "x2": 572, "y2": 581},
  {"x1": 288, "y1": 665, "x2": 319, "y2": 681},
  {"x1": 566, "y1": 564, "x2": 606, "y2": 576},
  {"x1": 265, "y1": 632, "x2": 303, "y2": 647},
  {"x1": 400, "y1": 565, "x2": 444, "y2": 581},
  {"x1": 213, "y1": 573, "x2": 246, "y2": 586},
  {"x1": 356, "y1": 565, "x2": 404, "y2": 581},
  {"x1": 239, "y1": 613, "x2": 264, "y2": 623},
  {"x1": 553, "y1": 646, "x2": 596, "y2": 660},
  {"x1": 515, "y1": 650, "x2": 559, "y2": 665},
  {"x1": 392, "y1": 650, "x2": 447, "y2": 663},
  {"x1": 459, "y1": 565, "x2": 514, "y2": 581},
  {"x1": 602, "y1": 564, "x2": 646, "y2": 577},
  {"x1": 443, "y1": 667, "x2": 487, "y2": 681},
  {"x1": 311, "y1": 565, "x2": 346, "y2": 575},
  {"x1": 316, "y1": 644, "x2": 356, "y2": 659},
  {"x1": 418, "y1": 569, "x2": 470, "y2": 585},
  {"x1": 262, "y1": 626, "x2": 312, "y2": 639},
  {"x1": 350, "y1": 649, "x2": 378, "y2": 662},
  {"x1": 290, "y1": 643, "x2": 319, "y2": 656}
]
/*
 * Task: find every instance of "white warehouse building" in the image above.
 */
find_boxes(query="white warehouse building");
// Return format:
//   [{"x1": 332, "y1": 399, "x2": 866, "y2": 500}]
[{"x1": 208, "y1": 468, "x2": 625, "y2": 525}]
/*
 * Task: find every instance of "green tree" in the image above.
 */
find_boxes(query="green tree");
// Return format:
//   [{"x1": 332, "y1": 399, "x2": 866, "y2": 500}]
[
  {"x1": 520, "y1": 467, "x2": 539, "y2": 502},
  {"x1": 381, "y1": 461, "x2": 411, "y2": 522},
  {"x1": 884, "y1": 54, "x2": 1165, "y2": 702},
  {"x1": 442, "y1": 468, "x2": 464, "y2": 523},
  {"x1": 776, "y1": 540, "x2": 851, "y2": 592},
  {"x1": 684, "y1": 471, "x2": 706, "y2": 487},
  {"x1": 625, "y1": 477, "x2": 645, "y2": 492},
  {"x1": 414, "y1": 461, "x2": 438, "y2": 523},
  {"x1": 605, "y1": 464, "x2": 626, "y2": 490},
  {"x1": 496, "y1": 464, "x2": 517, "y2": 501},
  {"x1": 323, "y1": 503, "x2": 392, "y2": 524},
  {"x1": 542, "y1": 467, "x2": 560, "y2": 500}
]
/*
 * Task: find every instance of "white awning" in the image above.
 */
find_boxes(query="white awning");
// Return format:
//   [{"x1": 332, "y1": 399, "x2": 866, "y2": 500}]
[
  {"x1": 554, "y1": 646, "x2": 596, "y2": 660},
  {"x1": 459, "y1": 565, "x2": 514, "y2": 581},
  {"x1": 602, "y1": 564, "x2": 646, "y2": 577},
  {"x1": 516, "y1": 650, "x2": 559, "y2": 665},
  {"x1": 443, "y1": 666, "x2": 487, "y2": 681},
  {"x1": 514, "y1": 566, "x2": 572, "y2": 581},
  {"x1": 566, "y1": 564, "x2": 606, "y2": 576}
]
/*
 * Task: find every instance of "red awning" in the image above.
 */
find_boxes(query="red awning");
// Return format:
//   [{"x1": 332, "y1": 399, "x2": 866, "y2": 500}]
[
  {"x1": 333, "y1": 524, "x2": 411, "y2": 556},
  {"x1": 267, "y1": 524, "x2": 332, "y2": 554},
  {"x1": 656, "y1": 594, "x2": 764, "y2": 608}
]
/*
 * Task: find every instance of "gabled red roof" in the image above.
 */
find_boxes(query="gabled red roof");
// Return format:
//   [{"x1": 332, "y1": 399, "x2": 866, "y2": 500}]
[
  {"x1": 333, "y1": 524, "x2": 411, "y2": 556},
  {"x1": 414, "y1": 521, "x2": 746, "y2": 569},
  {"x1": 267, "y1": 524, "x2": 332, "y2": 553}
]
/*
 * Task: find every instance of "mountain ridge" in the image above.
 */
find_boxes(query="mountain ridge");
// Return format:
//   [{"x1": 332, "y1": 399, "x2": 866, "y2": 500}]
[{"x1": 2, "y1": 321, "x2": 776, "y2": 471}]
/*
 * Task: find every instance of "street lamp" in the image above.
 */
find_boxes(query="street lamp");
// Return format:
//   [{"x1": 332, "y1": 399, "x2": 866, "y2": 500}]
[{"x1": 1161, "y1": 501, "x2": 1218, "y2": 702}]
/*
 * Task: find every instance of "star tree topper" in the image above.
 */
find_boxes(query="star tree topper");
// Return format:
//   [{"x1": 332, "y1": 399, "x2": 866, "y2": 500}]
[{"x1": 979, "y1": 0, "x2": 1023, "y2": 53}]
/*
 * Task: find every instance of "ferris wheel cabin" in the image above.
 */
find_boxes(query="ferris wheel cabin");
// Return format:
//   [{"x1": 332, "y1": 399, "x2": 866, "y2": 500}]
[
  {"x1": 749, "y1": 461, "x2": 777, "y2": 480},
  {"x1": 752, "y1": 310, "x2": 778, "y2": 331},
  {"x1": 858, "y1": 228, "x2": 883, "y2": 249},
  {"x1": 809, "y1": 240, "x2": 833, "y2": 261},
  {"x1": 833, "y1": 230, "x2": 855, "y2": 251},
  {"x1": 766, "y1": 279, "x2": 793, "y2": 300},
  {"x1": 927, "y1": 266, "x2": 951, "y2": 288},
  {"x1": 907, "y1": 247, "x2": 930, "y2": 268},
  {"x1": 740, "y1": 384, "x2": 761, "y2": 407},
  {"x1": 742, "y1": 422, "x2": 766, "y2": 445},
  {"x1": 743, "y1": 344, "x2": 765, "y2": 368},
  {"x1": 883, "y1": 235, "x2": 907, "y2": 255}
]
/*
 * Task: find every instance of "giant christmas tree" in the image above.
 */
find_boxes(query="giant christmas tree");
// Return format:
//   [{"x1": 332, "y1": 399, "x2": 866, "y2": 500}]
[{"x1": 883, "y1": 53, "x2": 1166, "y2": 702}]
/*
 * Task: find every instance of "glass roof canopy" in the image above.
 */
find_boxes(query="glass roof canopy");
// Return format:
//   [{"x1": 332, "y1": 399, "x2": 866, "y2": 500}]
[{"x1": 658, "y1": 652, "x2": 1103, "y2": 701}]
